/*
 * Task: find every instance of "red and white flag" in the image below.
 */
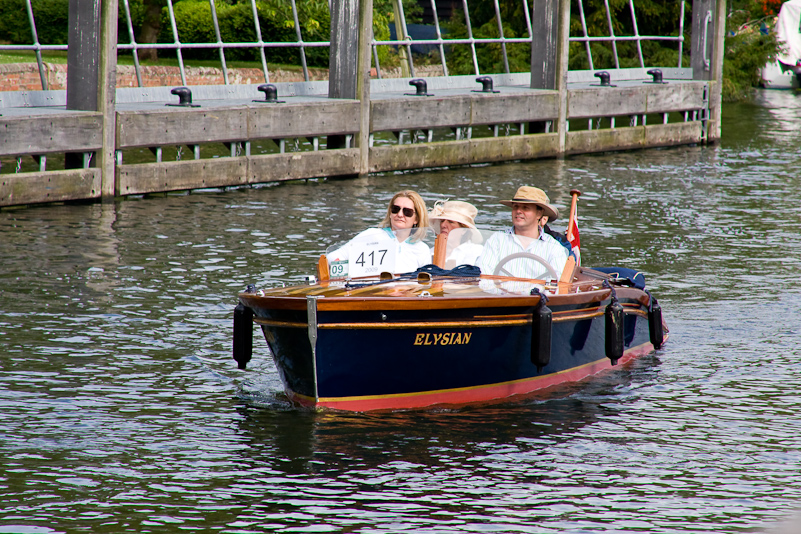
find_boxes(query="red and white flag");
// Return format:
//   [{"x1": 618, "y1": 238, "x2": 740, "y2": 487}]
[{"x1": 566, "y1": 192, "x2": 581, "y2": 265}]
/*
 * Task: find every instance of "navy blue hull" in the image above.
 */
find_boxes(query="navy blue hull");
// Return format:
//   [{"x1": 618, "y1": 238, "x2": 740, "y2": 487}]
[{"x1": 255, "y1": 295, "x2": 655, "y2": 406}]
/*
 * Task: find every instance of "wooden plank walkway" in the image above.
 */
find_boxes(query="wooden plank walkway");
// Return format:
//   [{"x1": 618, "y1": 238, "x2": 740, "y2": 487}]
[{"x1": 0, "y1": 73, "x2": 712, "y2": 208}]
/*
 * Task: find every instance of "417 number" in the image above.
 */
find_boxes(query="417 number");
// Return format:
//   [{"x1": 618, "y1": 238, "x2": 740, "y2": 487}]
[{"x1": 355, "y1": 249, "x2": 388, "y2": 267}]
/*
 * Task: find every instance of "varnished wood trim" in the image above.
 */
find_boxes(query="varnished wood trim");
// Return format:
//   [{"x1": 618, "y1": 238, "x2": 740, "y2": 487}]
[
  {"x1": 253, "y1": 317, "x2": 535, "y2": 329},
  {"x1": 473, "y1": 313, "x2": 531, "y2": 320},
  {"x1": 553, "y1": 305, "x2": 646, "y2": 322},
  {"x1": 553, "y1": 309, "x2": 603, "y2": 322},
  {"x1": 623, "y1": 308, "x2": 648, "y2": 318},
  {"x1": 318, "y1": 318, "x2": 533, "y2": 330},
  {"x1": 244, "y1": 290, "x2": 629, "y2": 311},
  {"x1": 253, "y1": 318, "x2": 307, "y2": 328},
  {"x1": 241, "y1": 294, "x2": 545, "y2": 312},
  {"x1": 253, "y1": 307, "x2": 645, "y2": 330}
]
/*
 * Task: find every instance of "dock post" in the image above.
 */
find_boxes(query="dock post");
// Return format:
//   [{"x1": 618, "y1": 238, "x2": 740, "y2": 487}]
[
  {"x1": 66, "y1": 0, "x2": 118, "y2": 200},
  {"x1": 328, "y1": 0, "x2": 371, "y2": 178},
  {"x1": 328, "y1": 0, "x2": 359, "y2": 139},
  {"x1": 530, "y1": 0, "x2": 569, "y2": 152},
  {"x1": 691, "y1": 0, "x2": 716, "y2": 81},
  {"x1": 529, "y1": 0, "x2": 557, "y2": 137},
  {"x1": 357, "y1": 0, "x2": 373, "y2": 177},
  {"x1": 67, "y1": 0, "x2": 101, "y2": 113},
  {"x1": 99, "y1": 0, "x2": 119, "y2": 201},
  {"x1": 691, "y1": 0, "x2": 726, "y2": 143},
  {"x1": 66, "y1": 0, "x2": 101, "y2": 173},
  {"x1": 529, "y1": 0, "x2": 558, "y2": 92},
  {"x1": 556, "y1": 0, "x2": 571, "y2": 154},
  {"x1": 708, "y1": 0, "x2": 727, "y2": 143}
]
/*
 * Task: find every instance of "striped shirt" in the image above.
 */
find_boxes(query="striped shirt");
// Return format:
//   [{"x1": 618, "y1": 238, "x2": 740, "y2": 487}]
[{"x1": 477, "y1": 227, "x2": 569, "y2": 279}]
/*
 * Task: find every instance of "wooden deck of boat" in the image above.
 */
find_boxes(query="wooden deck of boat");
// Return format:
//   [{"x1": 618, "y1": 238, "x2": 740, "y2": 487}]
[{"x1": 251, "y1": 270, "x2": 614, "y2": 301}]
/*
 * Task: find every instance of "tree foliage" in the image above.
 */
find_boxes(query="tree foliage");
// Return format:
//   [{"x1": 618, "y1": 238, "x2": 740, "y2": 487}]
[
  {"x1": 440, "y1": 0, "x2": 784, "y2": 102},
  {"x1": 723, "y1": 3, "x2": 783, "y2": 101},
  {"x1": 440, "y1": 0, "x2": 535, "y2": 74},
  {"x1": 0, "y1": 0, "x2": 786, "y2": 101},
  {"x1": 567, "y1": 0, "x2": 689, "y2": 70},
  {"x1": 137, "y1": 0, "x2": 166, "y2": 61},
  {"x1": 150, "y1": 0, "x2": 330, "y2": 66},
  {"x1": 0, "y1": 0, "x2": 70, "y2": 45}
]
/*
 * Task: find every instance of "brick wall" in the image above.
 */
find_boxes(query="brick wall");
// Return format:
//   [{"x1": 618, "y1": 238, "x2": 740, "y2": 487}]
[
  {"x1": 0, "y1": 62, "x2": 446, "y2": 92},
  {"x1": 0, "y1": 63, "x2": 329, "y2": 92}
]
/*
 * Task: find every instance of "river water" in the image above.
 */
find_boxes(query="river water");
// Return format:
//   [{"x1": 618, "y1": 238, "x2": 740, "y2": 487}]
[{"x1": 2, "y1": 89, "x2": 801, "y2": 533}]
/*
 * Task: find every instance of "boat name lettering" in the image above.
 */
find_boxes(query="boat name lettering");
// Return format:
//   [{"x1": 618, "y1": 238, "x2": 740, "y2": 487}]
[{"x1": 413, "y1": 332, "x2": 472, "y2": 346}]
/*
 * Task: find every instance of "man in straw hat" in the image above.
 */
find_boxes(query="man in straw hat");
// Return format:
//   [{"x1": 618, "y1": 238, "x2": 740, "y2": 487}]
[
  {"x1": 429, "y1": 200, "x2": 483, "y2": 268},
  {"x1": 477, "y1": 186, "x2": 569, "y2": 279}
]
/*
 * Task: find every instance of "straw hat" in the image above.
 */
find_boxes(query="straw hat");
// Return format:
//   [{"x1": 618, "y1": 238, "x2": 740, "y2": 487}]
[
  {"x1": 429, "y1": 200, "x2": 478, "y2": 232},
  {"x1": 499, "y1": 186, "x2": 559, "y2": 221}
]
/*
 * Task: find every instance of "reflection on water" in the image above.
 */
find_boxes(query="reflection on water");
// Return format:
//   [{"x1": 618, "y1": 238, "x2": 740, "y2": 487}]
[{"x1": 2, "y1": 90, "x2": 801, "y2": 532}]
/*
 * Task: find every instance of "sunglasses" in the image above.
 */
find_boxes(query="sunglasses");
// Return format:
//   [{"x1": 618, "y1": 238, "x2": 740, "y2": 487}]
[{"x1": 391, "y1": 204, "x2": 415, "y2": 218}]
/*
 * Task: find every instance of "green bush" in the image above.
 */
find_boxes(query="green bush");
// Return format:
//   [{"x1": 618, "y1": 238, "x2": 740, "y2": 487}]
[
  {"x1": 723, "y1": 7, "x2": 782, "y2": 101},
  {"x1": 443, "y1": 15, "x2": 530, "y2": 75},
  {"x1": 567, "y1": 0, "x2": 690, "y2": 70},
  {"x1": 119, "y1": 0, "x2": 147, "y2": 43},
  {"x1": 0, "y1": 0, "x2": 147, "y2": 47},
  {"x1": 0, "y1": 0, "x2": 69, "y2": 45},
  {"x1": 0, "y1": 0, "x2": 31, "y2": 44},
  {"x1": 32, "y1": 0, "x2": 70, "y2": 44},
  {"x1": 156, "y1": 0, "x2": 330, "y2": 67},
  {"x1": 2, "y1": 0, "x2": 780, "y2": 102}
]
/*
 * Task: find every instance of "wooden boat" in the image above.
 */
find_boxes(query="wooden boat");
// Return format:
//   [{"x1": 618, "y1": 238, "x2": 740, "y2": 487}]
[{"x1": 232, "y1": 214, "x2": 668, "y2": 412}]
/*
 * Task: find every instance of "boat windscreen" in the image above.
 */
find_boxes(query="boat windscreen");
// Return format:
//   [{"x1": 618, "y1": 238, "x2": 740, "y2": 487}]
[{"x1": 440, "y1": 227, "x2": 492, "y2": 270}]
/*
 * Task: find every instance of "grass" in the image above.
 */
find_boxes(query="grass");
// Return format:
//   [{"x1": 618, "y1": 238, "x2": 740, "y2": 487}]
[
  {"x1": 0, "y1": 49, "x2": 314, "y2": 72},
  {"x1": 0, "y1": 50, "x2": 68, "y2": 64},
  {"x1": 0, "y1": 47, "x2": 435, "y2": 71}
]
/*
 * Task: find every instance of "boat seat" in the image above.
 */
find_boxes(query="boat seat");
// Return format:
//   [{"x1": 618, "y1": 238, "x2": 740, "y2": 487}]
[
  {"x1": 317, "y1": 254, "x2": 330, "y2": 281},
  {"x1": 559, "y1": 255, "x2": 577, "y2": 284},
  {"x1": 432, "y1": 233, "x2": 447, "y2": 268}
]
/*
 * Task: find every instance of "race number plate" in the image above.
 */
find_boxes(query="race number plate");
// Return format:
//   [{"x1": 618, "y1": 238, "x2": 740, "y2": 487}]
[
  {"x1": 329, "y1": 260, "x2": 348, "y2": 278},
  {"x1": 348, "y1": 240, "x2": 396, "y2": 278}
]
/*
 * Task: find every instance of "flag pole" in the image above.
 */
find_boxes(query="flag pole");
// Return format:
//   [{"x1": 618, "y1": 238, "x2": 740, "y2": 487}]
[{"x1": 566, "y1": 189, "x2": 581, "y2": 243}]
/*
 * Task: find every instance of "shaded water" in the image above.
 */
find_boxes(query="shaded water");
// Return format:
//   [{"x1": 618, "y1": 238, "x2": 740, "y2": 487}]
[{"x1": 2, "y1": 89, "x2": 801, "y2": 533}]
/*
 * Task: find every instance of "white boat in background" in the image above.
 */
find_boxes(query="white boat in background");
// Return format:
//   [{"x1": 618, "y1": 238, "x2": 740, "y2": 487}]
[
  {"x1": 762, "y1": 0, "x2": 801, "y2": 89},
  {"x1": 761, "y1": 62, "x2": 796, "y2": 89}
]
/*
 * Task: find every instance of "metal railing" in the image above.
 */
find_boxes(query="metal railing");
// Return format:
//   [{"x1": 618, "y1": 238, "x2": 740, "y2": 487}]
[
  {"x1": 573, "y1": 0, "x2": 686, "y2": 70},
  {"x1": 0, "y1": 0, "x2": 690, "y2": 92},
  {"x1": 371, "y1": 0, "x2": 534, "y2": 78},
  {"x1": 118, "y1": 0, "x2": 325, "y2": 85}
]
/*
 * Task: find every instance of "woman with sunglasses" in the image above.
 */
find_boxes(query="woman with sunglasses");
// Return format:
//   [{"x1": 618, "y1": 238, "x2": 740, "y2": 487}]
[{"x1": 327, "y1": 190, "x2": 431, "y2": 275}]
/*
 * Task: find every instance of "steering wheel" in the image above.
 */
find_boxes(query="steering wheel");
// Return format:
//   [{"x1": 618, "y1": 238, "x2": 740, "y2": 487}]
[{"x1": 492, "y1": 252, "x2": 558, "y2": 279}]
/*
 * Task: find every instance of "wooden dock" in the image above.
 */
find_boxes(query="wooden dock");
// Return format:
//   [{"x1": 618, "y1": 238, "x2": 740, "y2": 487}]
[
  {"x1": 0, "y1": 70, "x2": 716, "y2": 208},
  {"x1": 0, "y1": 0, "x2": 726, "y2": 208}
]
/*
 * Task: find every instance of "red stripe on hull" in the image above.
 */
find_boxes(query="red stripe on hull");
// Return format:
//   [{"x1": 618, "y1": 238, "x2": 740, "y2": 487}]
[{"x1": 287, "y1": 341, "x2": 658, "y2": 412}]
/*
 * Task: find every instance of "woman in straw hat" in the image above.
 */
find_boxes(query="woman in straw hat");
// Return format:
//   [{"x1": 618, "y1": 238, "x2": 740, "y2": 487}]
[
  {"x1": 428, "y1": 200, "x2": 484, "y2": 268},
  {"x1": 477, "y1": 186, "x2": 569, "y2": 279},
  {"x1": 327, "y1": 190, "x2": 432, "y2": 275}
]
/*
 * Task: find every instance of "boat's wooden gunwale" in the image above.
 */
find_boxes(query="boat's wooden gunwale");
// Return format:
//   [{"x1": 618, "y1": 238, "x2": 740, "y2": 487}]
[
  {"x1": 252, "y1": 302, "x2": 649, "y2": 329},
  {"x1": 241, "y1": 293, "x2": 542, "y2": 311},
  {"x1": 239, "y1": 285, "x2": 651, "y2": 311},
  {"x1": 254, "y1": 315, "x2": 534, "y2": 329},
  {"x1": 240, "y1": 275, "x2": 652, "y2": 314}
]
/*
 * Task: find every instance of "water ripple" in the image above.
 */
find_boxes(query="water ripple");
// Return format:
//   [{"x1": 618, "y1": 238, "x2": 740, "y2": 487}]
[{"x1": 2, "y1": 92, "x2": 801, "y2": 532}]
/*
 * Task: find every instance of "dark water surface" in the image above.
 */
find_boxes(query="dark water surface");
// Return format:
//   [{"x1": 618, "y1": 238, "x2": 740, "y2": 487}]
[{"x1": 2, "y1": 90, "x2": 801, "y2": 533}]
